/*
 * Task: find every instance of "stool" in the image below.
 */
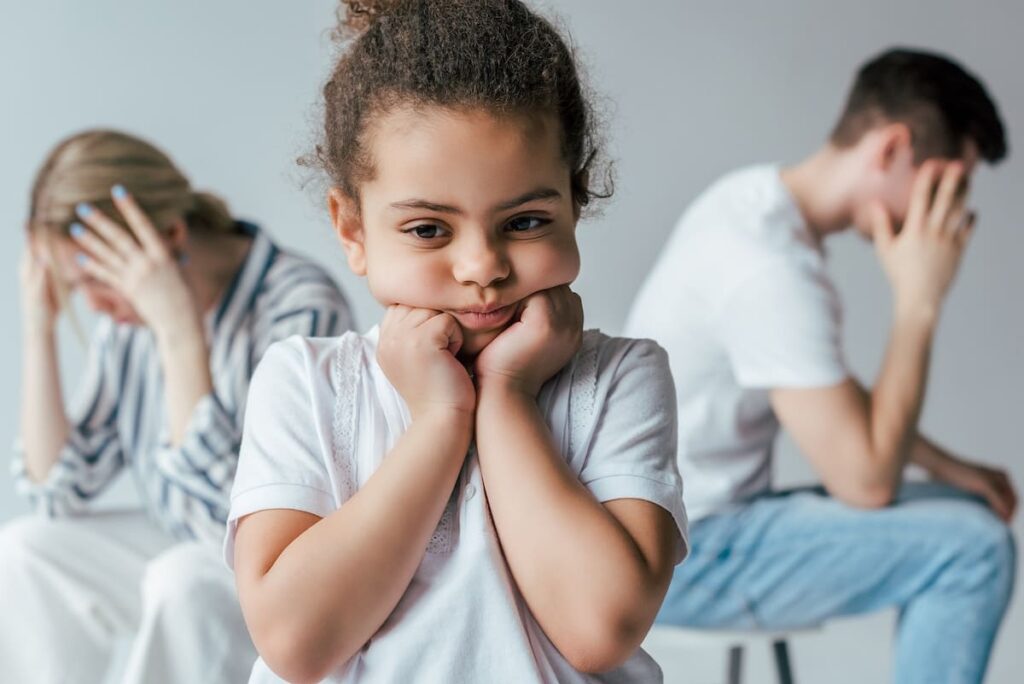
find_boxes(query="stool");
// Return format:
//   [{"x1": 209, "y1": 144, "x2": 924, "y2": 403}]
[{"x1": 643, "y1": 624, "x2": 820, "y2": 684}]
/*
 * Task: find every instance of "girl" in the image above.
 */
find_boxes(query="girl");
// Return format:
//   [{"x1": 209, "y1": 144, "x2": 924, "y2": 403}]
[
  {"x1": 229, "y1": 2, "x2": 688, "y2": 682},
  {"x1": 1, "y1": 129, "x2": 354, "y2": 684}
]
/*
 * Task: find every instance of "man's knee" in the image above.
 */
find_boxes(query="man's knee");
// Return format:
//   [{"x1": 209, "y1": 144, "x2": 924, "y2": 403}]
[{"x1": 933, "y1": 499, "x2": 1016, "y2": 593}]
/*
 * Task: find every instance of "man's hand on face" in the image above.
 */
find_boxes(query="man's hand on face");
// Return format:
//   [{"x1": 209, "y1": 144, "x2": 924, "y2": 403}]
[{"x1": 870, "y1": 160, "x2": 975, "y2": 320}]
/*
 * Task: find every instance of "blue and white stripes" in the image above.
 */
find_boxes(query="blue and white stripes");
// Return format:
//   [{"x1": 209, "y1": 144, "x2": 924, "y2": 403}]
[{"x1": 12, "y1": 222, "x2": 354, "y2": 543}]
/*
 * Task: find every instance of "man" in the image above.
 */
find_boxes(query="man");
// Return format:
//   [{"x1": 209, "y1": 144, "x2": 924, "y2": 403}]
[{"x1": 626, "y1": 48, "x2": 1016, "y2": 683}]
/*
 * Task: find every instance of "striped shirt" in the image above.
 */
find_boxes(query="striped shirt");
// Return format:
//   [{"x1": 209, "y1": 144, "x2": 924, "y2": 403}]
[{"x1": 12, "y1": 222, "x2": 355, "y2": 543}]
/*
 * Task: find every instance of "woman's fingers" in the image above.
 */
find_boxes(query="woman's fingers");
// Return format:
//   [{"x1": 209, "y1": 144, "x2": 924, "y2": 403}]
[
  {"x1": 111, "y1": 185, "x2": 166, "y2": 255},
  {"x1": 70, "y1": 222, "x2": 127, "y2": 270},
  {"x1": 75, "y1": 201, "x2": 139, "y2": 258},
  {"x1": 76, "y1": 252, "x2": 119, "y2": 289}
]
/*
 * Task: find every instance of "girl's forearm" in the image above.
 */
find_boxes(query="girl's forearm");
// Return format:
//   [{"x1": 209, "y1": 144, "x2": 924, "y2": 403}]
[
  {"x1": 250, "y1": 410, "x2": 472, "y2": 679},
  {"x1": 474, "y1": 385, "x2": 661, "y2": 669},
  {"x1": 20, "y1": 325, "x2": 70, "y2": 482}
]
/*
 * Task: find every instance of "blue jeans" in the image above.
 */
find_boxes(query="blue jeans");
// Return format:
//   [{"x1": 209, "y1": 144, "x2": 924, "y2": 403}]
[{"x1": 658, "y1": 482, "x2": 1016, "y2": 683}]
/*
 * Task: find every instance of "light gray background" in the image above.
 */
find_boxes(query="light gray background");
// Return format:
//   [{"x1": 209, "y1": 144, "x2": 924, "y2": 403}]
[{"x1": 1, "y1": 1, "x2": 1020, "y2": 682}]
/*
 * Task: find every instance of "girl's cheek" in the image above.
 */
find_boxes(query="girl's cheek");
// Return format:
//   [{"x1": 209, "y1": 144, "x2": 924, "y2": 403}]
[
  {"x1": 518, "y1": 240, "x2": 580, "y2": 290},
  {"x1": 365, "y1": 252, "x2": 446, "y2": 308}
]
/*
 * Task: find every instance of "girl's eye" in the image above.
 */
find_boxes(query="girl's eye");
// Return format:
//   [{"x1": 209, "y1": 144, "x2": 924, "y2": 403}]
[
  {"x1": 406, "y1": 224, "x2": 445, "y2": 239},
  {"x1": 506, "y1": 216, "x2": 548, "y2": 233}
]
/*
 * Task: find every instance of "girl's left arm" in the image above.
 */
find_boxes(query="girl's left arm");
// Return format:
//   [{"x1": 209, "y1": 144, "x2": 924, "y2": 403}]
[
  {"x1": 475, "y1": 386, "x2": 678, "y2": 673},
  {"x1": 473, "y1": 287, "x2": 681, "y2": 674}
]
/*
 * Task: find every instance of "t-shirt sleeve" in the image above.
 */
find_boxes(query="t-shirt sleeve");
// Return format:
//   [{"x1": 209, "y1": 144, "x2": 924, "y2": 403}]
[
  {"x1": 578, "y1": 338, "x2": 689, "y2": 563},
  {"x1": 223, "y1": 337, "x2": 336, "y2": 569},
  {"x1": 718, "y1": 260, "x2": 849, "y2": 389}
]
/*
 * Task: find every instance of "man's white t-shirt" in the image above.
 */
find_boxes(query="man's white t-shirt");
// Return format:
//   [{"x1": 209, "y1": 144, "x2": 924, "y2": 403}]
[
  {"x1": 624, "y1": 164, "x2": 849, "y2": 522},
  {"x1": 225, "y1": 327, "x2": 689, "y2": 683}
]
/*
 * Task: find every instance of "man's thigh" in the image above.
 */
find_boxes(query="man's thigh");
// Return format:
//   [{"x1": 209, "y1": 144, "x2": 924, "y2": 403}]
[{"x1": 658, "y1": 482, "x2": 1002, "y2": 628}]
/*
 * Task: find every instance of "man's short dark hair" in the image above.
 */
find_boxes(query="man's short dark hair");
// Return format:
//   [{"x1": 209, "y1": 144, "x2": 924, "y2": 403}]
[{"x1": 830, "y1": 48, "x2": 1007, "y2": 164}]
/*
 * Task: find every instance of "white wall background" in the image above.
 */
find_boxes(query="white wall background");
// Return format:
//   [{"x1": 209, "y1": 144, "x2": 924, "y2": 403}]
[{"x1": 1, "y1": 1, "x2": 1020, "y2": 682}]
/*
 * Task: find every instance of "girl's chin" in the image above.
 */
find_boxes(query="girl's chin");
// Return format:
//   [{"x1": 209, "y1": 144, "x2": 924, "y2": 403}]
[{"x1": 458, "y1": 328, "x2": 504, "y2": 359}]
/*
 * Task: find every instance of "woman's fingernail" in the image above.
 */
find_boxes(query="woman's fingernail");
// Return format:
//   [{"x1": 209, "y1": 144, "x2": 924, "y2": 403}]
[
  {"x1": 75, "y1": 202, "x2": 92, "y2": 218},
  {"x1": 70, "y1": 222, "x2": 85, "y2": 238},
  {"x1": 112, "y1": 184, "x2": 127, "y2": 200},
  {"x1": 75, "y1": 252, "x2": 88, "y2": 266}
]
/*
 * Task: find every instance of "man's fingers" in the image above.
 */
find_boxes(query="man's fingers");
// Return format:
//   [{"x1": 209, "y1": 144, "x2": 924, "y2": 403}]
[
  {"x1": 870, "y1": 202, "x2": 895, "y2": 251},
  {"x1": 927, "y1": 163, "x2": 966, "y2": 234},
  {"x1": 904, "y1": 160, "x2": 943, "y2": 232},
  {"x1": 955, "y1": 212, "x2": 978, "y2": 248}
]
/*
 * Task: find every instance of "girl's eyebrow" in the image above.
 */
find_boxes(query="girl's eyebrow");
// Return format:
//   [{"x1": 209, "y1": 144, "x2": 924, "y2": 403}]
[
  {"x1": 494, "y1": 187, "x2": 561, "y2": 211},
  {"x1": 389, "y1": 187, "x2": 562, "y2": 215}
]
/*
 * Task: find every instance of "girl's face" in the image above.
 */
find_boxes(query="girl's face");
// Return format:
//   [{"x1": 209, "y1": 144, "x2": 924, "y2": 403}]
[{"x1": 332, "y1": 106, "x2": 581, "y2": 357}]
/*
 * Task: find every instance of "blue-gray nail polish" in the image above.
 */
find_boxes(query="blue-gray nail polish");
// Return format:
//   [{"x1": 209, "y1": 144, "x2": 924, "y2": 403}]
[
  {"x1": 112, "y1": 184, "x2": 127, "y2": 200},
  {"x1": 75, "y1": 252, "x2": 88, "y2": 266},
  {"x1": 70, "y1": 222, "x2": 85, "y2": 238},
  {"x1": 75, "y1": 202, "x2": 92, "y2": 218}
]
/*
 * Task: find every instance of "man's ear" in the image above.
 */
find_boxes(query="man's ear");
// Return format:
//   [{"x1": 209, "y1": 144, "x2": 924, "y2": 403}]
[
  {"x1": 871, "y1": 122, "x2": 914, "y2": 173},
  {"x1": 328, "y1": 188, "x2": 367, "y2": 276}
]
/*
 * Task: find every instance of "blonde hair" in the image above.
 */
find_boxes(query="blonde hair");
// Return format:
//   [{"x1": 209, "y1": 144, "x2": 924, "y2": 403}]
[
  {"x1": 26, "y1": 129, "x2": 236, "y2": 336},
  {"x1": 28, "y1": 129, "x2": 234, "y2": 237}
]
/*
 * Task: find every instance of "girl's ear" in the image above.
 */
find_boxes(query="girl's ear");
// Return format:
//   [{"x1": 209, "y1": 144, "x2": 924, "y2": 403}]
[{"x1": 328, "y1": 188, "x2": 367, "y2": 276}]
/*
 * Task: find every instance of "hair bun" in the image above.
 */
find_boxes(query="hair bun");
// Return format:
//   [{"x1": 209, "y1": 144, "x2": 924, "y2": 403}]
[{"x1": 338, "y1": 0, "x2": 401, "y2": 37}]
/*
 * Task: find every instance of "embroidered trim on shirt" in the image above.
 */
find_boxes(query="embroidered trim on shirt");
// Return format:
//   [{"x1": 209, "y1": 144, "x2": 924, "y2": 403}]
[
  {"x1": 568, "y1": 330, "x2": 601, "y2": 463},
  {"x1": 331, "y1": 333, "x2": 360, "y2": 501}
]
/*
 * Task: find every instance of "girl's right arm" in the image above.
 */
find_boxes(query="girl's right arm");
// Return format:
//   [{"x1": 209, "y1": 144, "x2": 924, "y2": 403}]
[{"x1": 233, "y1": 307, "x2": 474, "y2": 684}]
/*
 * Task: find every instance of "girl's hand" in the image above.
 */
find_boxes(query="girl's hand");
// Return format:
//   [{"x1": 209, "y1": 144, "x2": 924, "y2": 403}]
[
  {"x1": 20, "y1": 239, "x2": 60, "y2": 334},
  {"x1": 377, "y1": 305, "x2": 476, "y2": 420},
  {"x1": 72, "y1": 186, "x2": 197, "y2": 337},
  {"x1": 474, "y1": 285, "x2": 583, "y2": 398}
]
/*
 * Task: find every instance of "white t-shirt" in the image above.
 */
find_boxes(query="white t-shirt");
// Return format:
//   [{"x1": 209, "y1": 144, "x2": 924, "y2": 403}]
[
  {"x1": 624, "y1": 164, "x2": 849, "y2": 521},
  {"x1": 225, "y1": 327, "x2": 689, "y2": 683}
]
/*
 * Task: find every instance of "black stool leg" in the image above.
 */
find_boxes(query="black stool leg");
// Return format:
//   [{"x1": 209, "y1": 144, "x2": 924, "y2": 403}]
[
  {"x1": 772, "y1": 639, "x2": 794, "y2": 684},
  {"x1": 727, "y1": 645, "x2": 743, "y2": 684}
]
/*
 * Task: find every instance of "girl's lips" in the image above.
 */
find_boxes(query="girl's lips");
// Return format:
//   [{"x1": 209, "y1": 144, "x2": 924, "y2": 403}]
[{"x1": 451, "y1": 302, "x2": 517, "y2": 331}]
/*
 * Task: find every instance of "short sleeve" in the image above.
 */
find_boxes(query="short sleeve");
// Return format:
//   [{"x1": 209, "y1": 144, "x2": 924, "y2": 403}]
[
  {"x1": 577, "y1": 338, "x2": 689, "y2": 563},
  {"x1": 224, "y1": 337, "x2": 336, "y2": 568},
  {"x1": 718, "y1": 260, "x2": 848, "y2": 389}
]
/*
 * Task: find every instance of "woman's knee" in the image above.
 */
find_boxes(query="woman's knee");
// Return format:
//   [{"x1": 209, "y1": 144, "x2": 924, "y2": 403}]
[
  {"x1": 0, "y1": 515, "x2": 67, "y2": 569},
  {"x1": 141, "y1": 543, "x2": 234, "y2": 617}
]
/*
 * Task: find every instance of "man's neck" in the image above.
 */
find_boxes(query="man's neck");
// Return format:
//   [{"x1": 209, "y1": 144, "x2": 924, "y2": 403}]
[{"x1": 780, "y1": 145, "x2": 860, "y2": 240}]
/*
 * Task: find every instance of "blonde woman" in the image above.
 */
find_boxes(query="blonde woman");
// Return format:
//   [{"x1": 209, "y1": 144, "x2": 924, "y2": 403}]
[{"x1": 0, "y1": 129, "x2": 354, "y2": 684}]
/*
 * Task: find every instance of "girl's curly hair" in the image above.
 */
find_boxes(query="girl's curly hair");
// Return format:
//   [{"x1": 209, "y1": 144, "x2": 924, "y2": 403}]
[{"x1": 306, "y1": 0, "x2": 611, "y2": 212}]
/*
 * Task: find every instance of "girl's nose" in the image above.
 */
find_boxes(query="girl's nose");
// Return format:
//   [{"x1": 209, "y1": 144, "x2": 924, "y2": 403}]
[{"x1": 452, "y1": 238, "x2": 511, "y2": 288}]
